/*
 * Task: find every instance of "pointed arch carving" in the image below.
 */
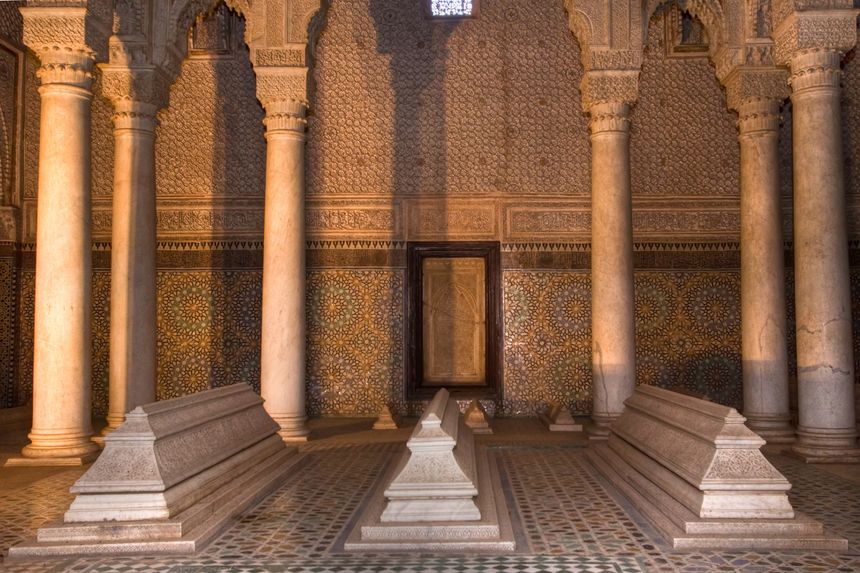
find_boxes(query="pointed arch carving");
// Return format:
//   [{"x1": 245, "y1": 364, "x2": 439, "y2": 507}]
[
  {"x1": 563, "y1": 0, "x2": 596, "y2": 57},
  {"x1": 643, "y1": 0, "x2": 727, "y2": 55},
  {"x1": 163, "y1": 0, "x2": 253, "y2": 80}
]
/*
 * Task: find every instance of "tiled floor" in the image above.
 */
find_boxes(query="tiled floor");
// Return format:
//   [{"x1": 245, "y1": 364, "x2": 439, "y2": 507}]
[{"x1": 1, "y1": 419, "x2": 859, "y2": 573}]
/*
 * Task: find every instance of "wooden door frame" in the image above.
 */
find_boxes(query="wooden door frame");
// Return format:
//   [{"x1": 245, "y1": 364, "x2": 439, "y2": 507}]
[{"x1": 405, "y1": 241, "x2": 502, "y2": 401}]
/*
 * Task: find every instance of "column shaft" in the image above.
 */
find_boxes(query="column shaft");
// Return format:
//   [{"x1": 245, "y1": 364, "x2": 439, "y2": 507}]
[
  {"x1": 738, "y1": 98, "x2": 794, "y2": 443},
  {"x1": 14, "y1": 51, "x2": 100, "y2": 464},
  {"x1": 789, "y1": 50, "x2": 859, "y2": 462},
  {"x1": 102, "y1": 101, "x2": 158, "y2": 437},
  {"x1": 260, "y1": 100, "x2": 309, "y2": 442},
  {"x1": 589, "y1": 102, "x2": 636, "y2": 439}
]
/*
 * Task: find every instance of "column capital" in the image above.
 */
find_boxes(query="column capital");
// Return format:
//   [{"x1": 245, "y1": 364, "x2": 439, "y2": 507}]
[
  {"x1": 254, "y1": 66, "x2": 309, "y2": 137},
  {"x1": 33, "y1": 47, "x2": 95, "y2": 90},
  {"x1": 735, "y1": 97, "x2": 782, "y2": 136},
  {"x1": 100, "y1": 64, "x2": 169, "y2": 113},
  {"x1": 261, "y1": 99, "x2": 308, "y2": 138},
  {"x1": 773, "y1": 6, "x2": 859, "y2": 67},
  {"x1": 722, "y1": 67, "x2": 790, "y2": 113},
  {"x1": 19, "y1": 5, "x2": 110, "y2": 70},
  {"x1": 580, "y1": 69, "x2": 639, "y2": 112},
  {"x1": 588, "y1": 101, "x2": 631, "y2": 135},
  {"x1": 788, "y1": 49, "x2": 843, "y2": 93}
]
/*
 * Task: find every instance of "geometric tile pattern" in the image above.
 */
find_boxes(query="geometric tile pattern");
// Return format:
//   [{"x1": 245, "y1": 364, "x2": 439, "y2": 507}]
[
  {"x1": 0, "y1": 256, "x2": 16, "y2": 408},
  {"x1": 634, "y1": 271, "x2": 742, "y2": 409},
  {"x1": 504, "y1": 270, "x2": 742, "y2": 415},
  {"x1": 306, "y1": 271, "x2": 405, "y2": 416},
  {"x1": 156, "y1": 271, "x2": 263, "y2": 402},
  {"x1": 503, "y1": 272, "x2": 593, "y2": 415},
  {"x1": 2, "y1": 438, "x2": 860, "y2": 573},
  {"x1": 14, "y1": 270, "x2": 34, "y2": 410},
  {"x1": 8, "y1": 263, "x2": 855, "y2": 417}
]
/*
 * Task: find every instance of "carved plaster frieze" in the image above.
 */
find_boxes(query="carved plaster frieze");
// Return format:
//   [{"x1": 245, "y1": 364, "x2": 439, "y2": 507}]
[
  {"x1": 306, "y1": 202, "x2": 402, "y2": 239},
  {"x1": 580, "y1": 69, "x2": 639, "y2": 110},
  {"x1": 90, "y1": 203, "x2": 266, "y2": 239},
  {"x1": 504, "y1": 202, "x2": 742, "y2": 241},
  {"x1": 588, "y1": 49, "x2": 642, "y2": 72},
  {"x1": 254, "y1": 45, "x2": 306, "y2": 67},
  {"x1": 773, "y1": 9, "x2": 859, "y2": 66},
  {"x1": 0, "y1": 206, "x2": 17, "y2": 243},
  {"x1": 772, "y1": 0, "x2": 854, "y2": 29},
  {"x1": 107, "y1": 33, "x2": 149, "y2": 67},
  {"x1": 407, "y1": 201, "x2": 498, "y2": 240}
]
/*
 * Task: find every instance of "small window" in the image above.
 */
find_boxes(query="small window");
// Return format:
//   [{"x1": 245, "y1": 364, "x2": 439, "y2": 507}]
[{"x1": 426, "y1": 0, "x2": 478, "y2": 18}]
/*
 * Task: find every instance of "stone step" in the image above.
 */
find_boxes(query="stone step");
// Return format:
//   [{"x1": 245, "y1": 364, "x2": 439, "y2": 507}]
[
  {"x1": 588, "y1": 446, "x2": 847, "y2": 551},
  {"x1": 10, "y1": 448, "x2": 304, "y2": 558}
]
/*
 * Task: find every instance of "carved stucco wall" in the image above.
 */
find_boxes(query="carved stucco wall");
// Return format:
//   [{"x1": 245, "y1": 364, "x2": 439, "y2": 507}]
[
  {"x1": 150, "y1": 9, "x2": 266, "y2": 239},
  {"x1": 0, "y1": 7, "x2": 21, "y2": 408},
  {"x1": 631, "y1": 13, "x2": 740, "y2": 200},
  {"x1": 842, "y1": 45, "x2": 860, "y2": 206}
]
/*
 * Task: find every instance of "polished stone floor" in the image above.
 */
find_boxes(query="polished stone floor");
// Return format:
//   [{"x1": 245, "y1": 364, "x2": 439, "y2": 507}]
[{"x1": 1, "y1": 418, "x2": 859, "y2": 573}]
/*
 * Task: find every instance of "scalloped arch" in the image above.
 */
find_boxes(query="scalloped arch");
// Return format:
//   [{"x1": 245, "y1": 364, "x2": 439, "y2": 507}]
[
  {"x1": 163, "y1": 0, "x2": 253, "y2": 79},
  {"x1": 643, "y1": 0, "x2": 727, "y2": 55}
]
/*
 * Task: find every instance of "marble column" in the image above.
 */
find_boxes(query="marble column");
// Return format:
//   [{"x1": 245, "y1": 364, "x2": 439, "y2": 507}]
[
  {"x1": 788, "y1": 49, "x2": 859, "y2": 462},
  {"x1": 588, "y1": 101, "x2": 636, "y2": 439},
  {"x1": 9, "y1": 48, "x2": 100, "y2": 465},
  {"x1": 737, "y1": 98, "x2": 795, "y2": 444},
  {"x1": 98, "y1": 99, "x2": 158, "y2": 441},
  {"x1": 260, "y1": 99, "x2": 309, "y2": 442}
]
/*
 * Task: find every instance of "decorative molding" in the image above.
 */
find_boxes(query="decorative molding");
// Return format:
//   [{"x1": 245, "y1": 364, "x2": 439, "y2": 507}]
[
  {"x1": 262, "y1": 97, "x2": 307, "y2": 135},
  {"x1": 306, "y1": 202, "x2": 402, "y2": 239},
  {"x1": 90, "y1": 203, "x2": 266, "y2": 239},
  {"x1": 787, "y1": 48, "x2": 843, "y2": 91},
  {"x1": 406, "y1": 201, "x2": 498, "y2": 240},
  {"x1": 589, "y1": 101, "x2": 631, "y2": 134}
]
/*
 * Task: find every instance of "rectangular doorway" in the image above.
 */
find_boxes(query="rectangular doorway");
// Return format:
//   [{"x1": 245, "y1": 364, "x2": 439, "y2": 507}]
[{"x1": 406, "y1": 242, "x2": 502, "y2": 401}]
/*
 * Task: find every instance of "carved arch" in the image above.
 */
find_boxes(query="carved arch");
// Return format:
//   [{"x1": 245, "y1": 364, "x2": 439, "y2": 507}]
[
  {"x1": 163, "y1": 0, "x2": 252, "y2": 78},
  {"x1": 643, "y1": 0, "x2": 727, "y2": 55},
  {"x1": 563, "y1": 0, "x2": 595, "y2": 54}
]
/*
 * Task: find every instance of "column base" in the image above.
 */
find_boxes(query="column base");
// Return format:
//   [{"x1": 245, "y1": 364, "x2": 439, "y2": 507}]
[
  {"x1": 91, "y1": 422, "x2": 120, "y2": 448},
  {"x1": 7, "y1": 431, "x2": 102, "y2": 466},
  {"x1": 273, "y1": 415, "x2": 311, "y2": 443},
  {"x1": 790, "y1": 426, "x2": 860, "y2": 463},
  {"x1": 587, "y1": 414, "x2": 617, "y2": 441},
  {"x1": 5, "y1": 453, "x2": 98, "y2": 467},
  {"x1": 744, "y1": 414, "x2": 796, "y2": 444}
]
